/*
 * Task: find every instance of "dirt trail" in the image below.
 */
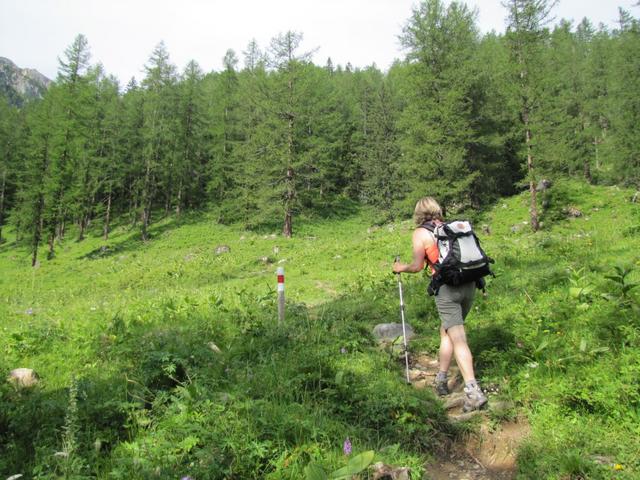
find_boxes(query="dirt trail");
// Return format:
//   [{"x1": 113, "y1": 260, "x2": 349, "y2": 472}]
[{"x1": 409, "y1": 353, "x2": 530, "y2": 480}]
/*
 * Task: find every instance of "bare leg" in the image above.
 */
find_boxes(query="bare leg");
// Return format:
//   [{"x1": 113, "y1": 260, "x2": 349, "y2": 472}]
[
  {"x1": 446, "y1": 325, "x2": 476, "y2": 383},
  {"x1": 438, "y1": 326, "x2": 454, "y2": 373}
]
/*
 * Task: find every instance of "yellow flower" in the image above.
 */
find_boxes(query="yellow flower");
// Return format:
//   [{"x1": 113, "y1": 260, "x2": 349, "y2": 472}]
[{"x1": 613, "y1": 464, "x2": 624, "y2": 471}]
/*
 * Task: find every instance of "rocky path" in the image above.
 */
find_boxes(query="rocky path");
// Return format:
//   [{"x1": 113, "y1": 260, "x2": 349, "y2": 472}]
[{"x1": 409, "y1": 353, "x2": 529, "y2": 480}]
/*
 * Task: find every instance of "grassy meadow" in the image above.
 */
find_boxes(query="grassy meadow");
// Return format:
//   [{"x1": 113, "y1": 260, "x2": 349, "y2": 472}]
[{"x1": 1, "y1": 180, "x2": 639, "y2": 479}]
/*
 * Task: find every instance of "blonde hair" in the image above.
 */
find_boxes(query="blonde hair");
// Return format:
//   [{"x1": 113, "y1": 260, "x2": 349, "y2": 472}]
[{"x1": 414, "y1": 197, "x2": 443, "y2": 225}]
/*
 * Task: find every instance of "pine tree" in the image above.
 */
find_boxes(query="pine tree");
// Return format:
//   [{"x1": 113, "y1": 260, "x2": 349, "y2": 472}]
[
  {"x1": 13, "y1": 96, "x2": 56, "y2": 266},
  {"x1": 398, "y1": 0, "x2": 482, "y2": 213},
  {"x1": 353, "y1": 66, "x2": 401, "y2": 217},
  {"x1": 245, "y1": 31, "x2": 318, "y2": 237},
  {"x1": 140, "y1": 42, "x2": 178, "y2": 240},
  {"x1": 175, "y1": 60, "x2": 209, "y2": 214},
  {"x1": 0, "y1": 96, "x2": 20, "y2": 243},
  {"x1": 503, "y1": 0, "x2": 558, "y2": 231},
  {"x1": 609, "y1": 9, "x2": 640, "y2": 186},
  {"x1": 46, "y1": 34, "x2": 94, "y2": 253},
  {"x1": 120, "y1": 78, "x2": 145, "y2": 228}
]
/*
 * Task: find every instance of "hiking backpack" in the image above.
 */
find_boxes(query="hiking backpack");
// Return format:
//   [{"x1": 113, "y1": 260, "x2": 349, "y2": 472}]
[{"x1": 421, "y1": 220, "x2": 494, "y2": 295}]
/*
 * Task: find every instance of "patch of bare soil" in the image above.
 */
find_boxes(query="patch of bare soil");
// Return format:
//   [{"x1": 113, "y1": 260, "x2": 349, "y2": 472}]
[{"x1": 410, "y1": 353, "x2": 530, "y2": 480}]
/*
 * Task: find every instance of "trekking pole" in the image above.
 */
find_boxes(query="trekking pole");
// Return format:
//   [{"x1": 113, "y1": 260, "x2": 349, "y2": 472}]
[{"x1": 394, "y1": 255, "x2": 411, "y2": 384}]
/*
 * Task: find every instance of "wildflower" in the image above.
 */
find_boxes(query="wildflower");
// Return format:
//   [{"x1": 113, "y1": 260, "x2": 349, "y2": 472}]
[
  {"x1": 340, "y1": 347, "x2": 347, "y2": 354},
  {"x1": 181, "y1": 476, "x2": 194, "y2": 480},
  {"x1": 614, "y1": 464, "x2": 624, "y2": 471},
  {"x1": 343, "y1": 437, "x2": 352, "y2": 456}
]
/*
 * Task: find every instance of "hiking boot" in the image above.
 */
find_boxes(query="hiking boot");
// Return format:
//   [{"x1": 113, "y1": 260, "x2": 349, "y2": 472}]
[
  {"x1": 463, "y1": 384, "x2": 488, "y2": 412},
  {"x1": 434, "y1": 377, "x2": 450, "y2": 396}
]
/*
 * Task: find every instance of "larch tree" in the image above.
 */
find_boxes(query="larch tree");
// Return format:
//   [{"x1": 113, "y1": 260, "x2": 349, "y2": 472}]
[
  {"x1": 503, "y1": 0, "x2": 558, "y2": 231},
  {"x1": 140, "y1": 41, "x2": 177, "y2": 240},
  {"x1": 398, "y1": 0, "x2": 482, "y2": 214},
  {"x1": 47, "y1": 34, "x2": 93, "y2": 253},
  {"x1": 0, "y1": 97, "x2": 20, "y2": 244}
]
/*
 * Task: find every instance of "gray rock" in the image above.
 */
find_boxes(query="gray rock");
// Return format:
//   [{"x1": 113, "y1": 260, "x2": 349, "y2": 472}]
[
  {"x1": 371, "y1": 462, "x2": 410, "y2": 480},
  {"x1": 565, "y1": 207, "x2": 583, "y2": 218},
  {"x1": 373, "y1": 323, "x2": 415, "y2": 343},
  {"x1": 8, "y1": 368, "x2": 39, "y2": 388},
  {"x1": 214, "y1": 245, "x2": 230, "y2": 255},
  {"x1": 536, "y1": 179, "x2": 552, "y2": 191}
]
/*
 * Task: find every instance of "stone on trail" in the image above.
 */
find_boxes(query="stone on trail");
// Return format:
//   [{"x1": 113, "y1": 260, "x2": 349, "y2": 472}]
[
  {"x1": 372, "y1": 323, "x2": 415, "y2": 343},
  {"x1": 371, "y1": 462, "x2": 410, "y2": 480},
  {"x1": 8, "y1": 368, "x2": 39, "y2": 389},
  {"x1": 449, "y1": 410, "x2": 483, "y2": 423}
]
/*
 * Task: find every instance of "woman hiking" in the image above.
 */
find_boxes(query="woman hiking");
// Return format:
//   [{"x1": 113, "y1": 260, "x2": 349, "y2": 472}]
[{"x1": 392, "y1": 196, "x2": 488, "y2": 412}]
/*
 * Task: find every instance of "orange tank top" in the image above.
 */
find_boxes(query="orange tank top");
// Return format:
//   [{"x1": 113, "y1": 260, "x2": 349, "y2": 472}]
[{"x1": 423, "y1": 222, "x2": 441, "y2": 274}]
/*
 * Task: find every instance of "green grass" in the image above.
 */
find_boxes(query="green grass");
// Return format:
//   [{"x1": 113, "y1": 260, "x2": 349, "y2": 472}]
[{"x1": 1, "y1": 179, "x2": 639, "y2": 479}]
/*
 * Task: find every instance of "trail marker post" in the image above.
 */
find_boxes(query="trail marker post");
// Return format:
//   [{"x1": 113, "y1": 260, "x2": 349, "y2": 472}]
[{"x1": 277, "y1": 266, "x2": 285, "y2": 323}]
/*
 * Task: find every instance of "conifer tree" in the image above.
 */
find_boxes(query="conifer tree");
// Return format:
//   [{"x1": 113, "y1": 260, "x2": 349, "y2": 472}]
[
  {"x1": 250, "y1": 31, "x2": 317, "y2": 237},
  {"x1": 140, "y1": 42, "x2": 177, "y2": 240},
  {"x1": 175, "y1": 60, "x2": 209, "y2": 214},
  {"x1": 14, "y1": 96, "x2": 56, "y2": 265},
  {"x1": 0, "y1": 97, "x2": 20, "y2": 243},
  {"x1": 609, "y1": 9, "x2": 640, "y2": 186},
  {"x1": 120, "y1": 79, "x2": 145, "y2": 228},
  {"x1": 503, "y1": 0, "x2": 558, "y2": 231},
  {"x1": 353, "y1": 66, "x2": 401, "y2": 217},
  {"x1": 398, "y1": 0, "x2": 481, "y2": 213},
  {"x1": 46, "y1": 34, "x2": 94, "y2": 252},
  {"x1": 207, "y1": 50, "x2": 242, "y2": 208}
]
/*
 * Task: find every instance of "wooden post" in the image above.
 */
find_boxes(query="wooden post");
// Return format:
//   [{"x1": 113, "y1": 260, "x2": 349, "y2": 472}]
[{"x1": 277, "y1": 266, "x2": 285, "y2": 323}]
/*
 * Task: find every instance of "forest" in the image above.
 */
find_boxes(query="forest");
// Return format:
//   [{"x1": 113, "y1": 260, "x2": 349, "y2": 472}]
[
  {"x1": 1, "y1": 1, "x2": 640, "y2": 479},
  {"x1": 0, "y1": 0, "x2": 638, "y2": 258}
]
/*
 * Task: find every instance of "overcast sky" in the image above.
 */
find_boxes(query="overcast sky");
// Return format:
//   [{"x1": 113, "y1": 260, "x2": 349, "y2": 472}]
[{"x1": 1, "y1": 0, "x2": 636, "y2": 85}]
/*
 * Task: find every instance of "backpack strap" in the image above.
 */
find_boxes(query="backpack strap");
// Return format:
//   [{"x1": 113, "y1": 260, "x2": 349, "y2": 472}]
[{"x1": 419, "y1": 221, "x2": 436, "y2": 232}]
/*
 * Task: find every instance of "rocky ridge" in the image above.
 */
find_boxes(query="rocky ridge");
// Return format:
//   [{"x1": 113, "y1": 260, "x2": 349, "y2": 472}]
[{"x1": 0, "y1": 56, "x2": 51, "y2": 106}]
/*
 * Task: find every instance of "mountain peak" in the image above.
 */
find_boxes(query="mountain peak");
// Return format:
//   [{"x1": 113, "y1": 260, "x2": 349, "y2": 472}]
[{"x1": 0, "y1": 56, "x2": 52, "y2": 106}]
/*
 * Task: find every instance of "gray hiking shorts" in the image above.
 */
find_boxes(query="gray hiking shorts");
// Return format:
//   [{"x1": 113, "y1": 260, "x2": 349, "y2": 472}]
[{"x1": 434, "y1": 282, "x2": 476, "y2": 331}]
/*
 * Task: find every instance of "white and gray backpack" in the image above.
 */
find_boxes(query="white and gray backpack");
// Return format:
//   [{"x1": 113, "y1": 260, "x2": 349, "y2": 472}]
[{"x1": 422, "y1": 220, "x2": 494, "y2": 295}]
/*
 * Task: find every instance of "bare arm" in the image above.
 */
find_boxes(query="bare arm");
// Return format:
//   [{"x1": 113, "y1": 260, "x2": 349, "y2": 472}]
[{"x1": 393, "y1": 228, "x2": 432, "y2": 273}]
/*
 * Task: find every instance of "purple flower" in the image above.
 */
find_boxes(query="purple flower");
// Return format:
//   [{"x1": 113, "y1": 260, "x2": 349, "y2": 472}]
[
  {"x1": 180, "y1": 477, "x2": 193, "y2": 480},
  {"x1": 343, "y1": 437, "x2": 352, "y2": 456}
]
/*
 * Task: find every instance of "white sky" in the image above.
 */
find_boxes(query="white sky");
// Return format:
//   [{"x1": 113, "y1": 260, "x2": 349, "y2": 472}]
[{"x1": 1, "y1": 0, "x2": 636, "y2": 85}]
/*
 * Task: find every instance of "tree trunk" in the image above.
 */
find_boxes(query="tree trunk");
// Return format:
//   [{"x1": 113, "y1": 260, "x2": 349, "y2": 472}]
[
  {"x1": 104, "y1": 190, "x2": 112, "y2": 240},
  {"x1": 283, "y1": 111, "x2": 294, "y2": 238},
  {"x1": 31, "y1": 202, "x2": 44, "y2": 267},
  {"x1": 525, "y1": 120, "x2": 539, "y2": 232},
  {"x1": 175, "y1": 182, "x2": 182, "y2": 217},
  {"x1": 0, "y1": 167, "x2": 6, "y2": 244},
  {"x1": 583, "y1": 158, "x2": 592, "y2": 183}
]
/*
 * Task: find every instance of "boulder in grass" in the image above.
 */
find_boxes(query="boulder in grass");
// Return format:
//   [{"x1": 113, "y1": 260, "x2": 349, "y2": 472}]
[
  {"x1": 536, "y1": 179, "x2": 552, "y2": 191},
  {"x1": 564, "y1": 206, "x2": 583, "y2": 218},
  {"x1": 8, "y1": 368, "x2": 39, "y2": 389},
  {"x1": 373, "y1": 323, "x2": 415, "y2": 344},
  {"x1": 214, "y1": 245, "x2": 230, "y2": 255},
  {"x1": 372, "y1": 462, "x2": 410, "y2": 480}
]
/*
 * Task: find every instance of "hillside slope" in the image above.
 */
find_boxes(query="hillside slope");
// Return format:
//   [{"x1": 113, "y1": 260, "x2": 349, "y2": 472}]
[
  {"x1": 0, "y1": 180, "x2": 638, "y2": 479},
  {"x1": 0, "y1": 56, "x2": 51, "y2": 106}
]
